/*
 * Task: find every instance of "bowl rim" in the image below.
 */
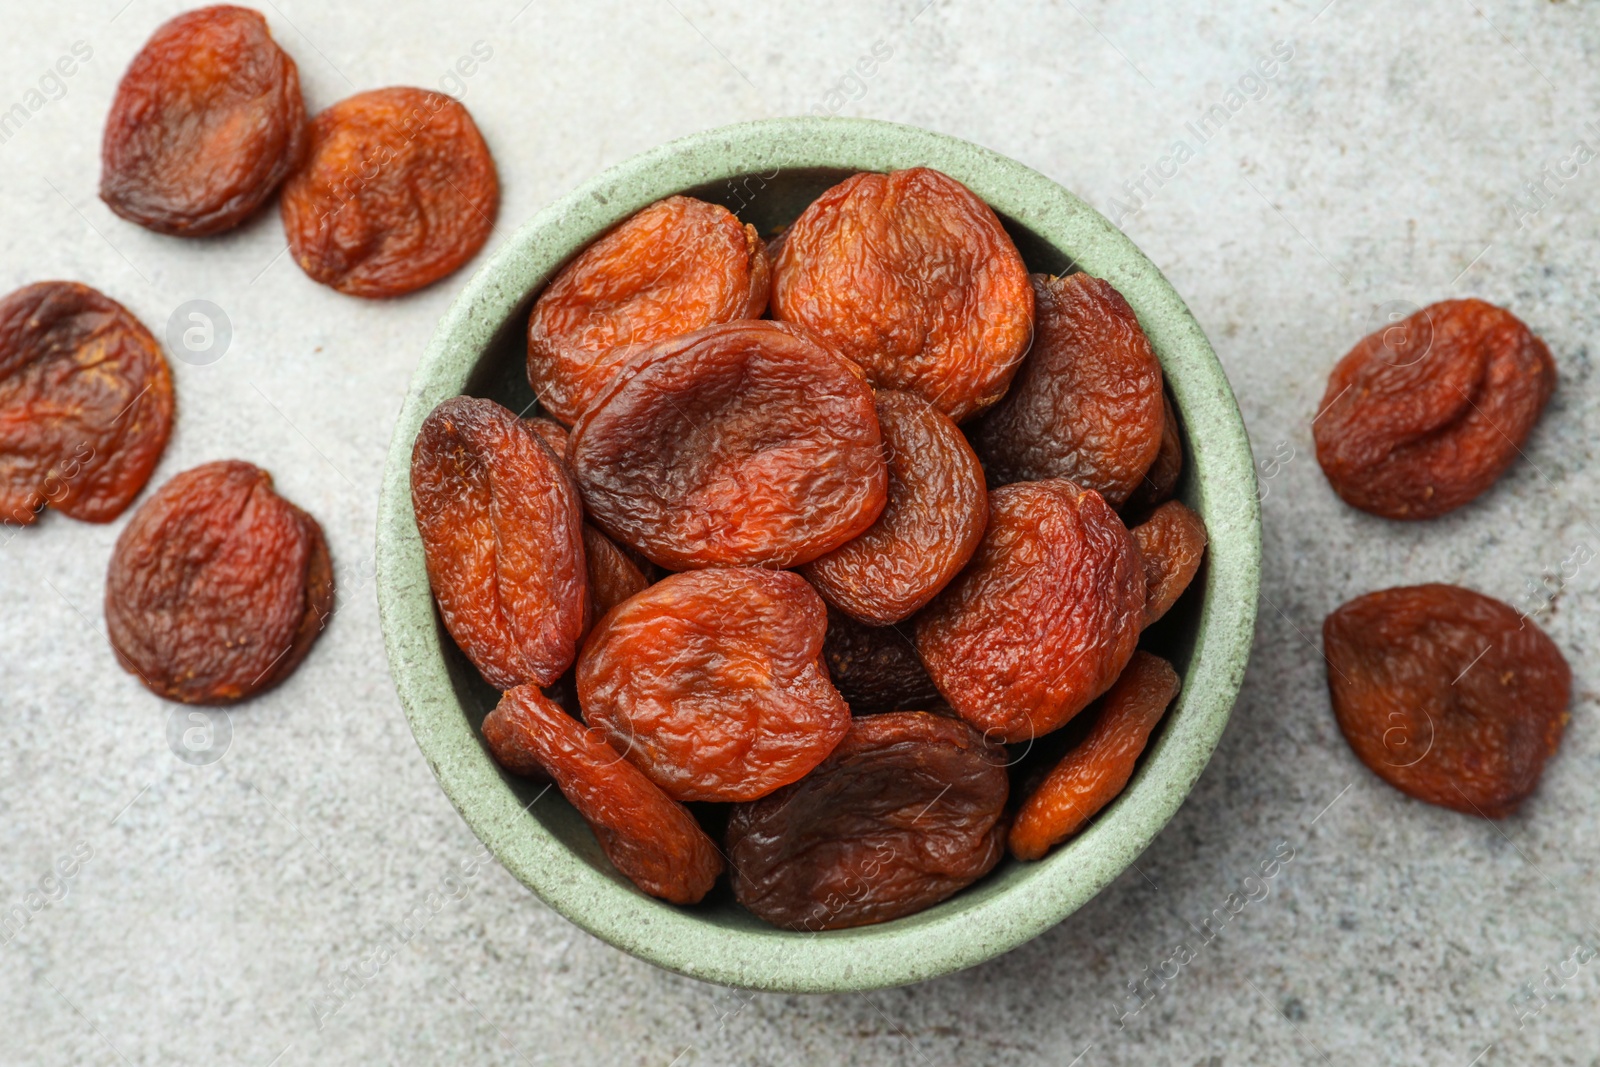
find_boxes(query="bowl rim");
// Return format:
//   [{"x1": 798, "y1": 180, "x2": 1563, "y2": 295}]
[{"x1": 376, "y1": 115, "x2": 1261, "y2": 993}]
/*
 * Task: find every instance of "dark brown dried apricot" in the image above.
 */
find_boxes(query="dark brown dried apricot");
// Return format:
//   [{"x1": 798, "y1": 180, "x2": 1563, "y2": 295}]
[
  {"x1": 726, "y1": 711, "x2": 1008, "y2": 931},
  {"x1": 105, "y1": 460, "x2": 332, "y2": 703},
  {"x1": 821, "y1": 607, "x2": 941, "y2": 713},
  {"x1": 411, "y1": 396, "x2": 588, "y2": 690},
  {"x1": 1123, "y1": 392, "x2": 1183, "y2": 512},
  {"x1": 0, "y1": 282, "x2": 174, "y2": 525},
  {"x1": 582, "y1": 523, "x2": 649, "y2": 623},
  {"x1": 802, "y1": 390, "x2": 986, "y2": 625},
  {"x1": 577, "y1": 568, "x2": 849, "y2": 802},
  {"x1": 1009, "y1": 652, "x2": 1178, "y2": 860},
  {"x1": 973, "y1": 273, "x2": 1165, "y2": 506},
  {"x1": 916, "y1": 479, "x2": 1144, "y2": 744},
  {"x1": 771, "y1": 167, "x2": 1033, "y2": 422},
  {"x1": 1323, "y1": 584, "x2": 1569, "y2": 818},
  {"x1": 101, "y1": 6, "x2": 306, "y2": 236},
  {"x1": 570, "y1": 320, "x2": 886, "y2": 570},
  {"x1": 483, "y1": 684, "x2": 722, "y2": 904},
  {"x1": 281, "y1": 87, "x2": 498, "y2": 298},
  {"x1": 527, "y1": 196, "x2": 770, "y2": 425},
  {"x1": 1313, "y1": 300, "x2": 1555, "y2": 519},
  {"x1": 1131, "y1": 500, "x2": 1207, "y2": 628}
]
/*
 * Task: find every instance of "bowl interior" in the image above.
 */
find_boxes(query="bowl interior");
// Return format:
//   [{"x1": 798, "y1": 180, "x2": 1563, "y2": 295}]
[{"x1": 378, "y1": 118, "x2": 1261, "y2": 992}]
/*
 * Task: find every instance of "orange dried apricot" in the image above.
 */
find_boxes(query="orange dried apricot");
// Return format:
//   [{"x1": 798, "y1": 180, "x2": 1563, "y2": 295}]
[
  {"x1": 101, "y1": 5, "x2": 306, "y2": 236},
  {"x1": 570, "y1": 320, "x2": 886, "y2": 570},
  {"x1": 411, "y1": 396, "x2": 588, "y2": 689},
  {"x1": 0, "y1": 282, "x2": 173, "y2": 525},
  {"x1": 916, "y1": 479, "x2": 1144, "y2": 744},
  {"x1": 1313, "y1": 300, "x2": 1555, "y2": 519},
  {"x1": 801, "y1": 390, "x2": 986, "y2": 625},
  {"x1": 1131, "y1": 500, "x2": 1207, "y2": 627},
  {"x1": 527, "y1": 196, "x2": 770, "y2": 425},
  {"x1": 281, "y1": 87, "x2": 498, "y2": 298},
  {"x1": 577, "y1": 568, "x2": 849, "y2": 802},
  {"x1": 1323, "y1": 584, "x2": 1569, "y2": 817},
  {"x1": 771, "y1": 167, "x2": 1033, "y2": 422},
  {"x1": 483, "y1": 684, "x2": 722, "y2": 904},
  {"x1": 1009, "y1": 652, "x2": 1178, "y2": 860}
]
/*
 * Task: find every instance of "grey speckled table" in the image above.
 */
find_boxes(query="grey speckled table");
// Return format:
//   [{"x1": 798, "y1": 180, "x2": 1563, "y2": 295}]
[{"x1": 3, "y1": 1, "x2": 1597, "y2": 1064}]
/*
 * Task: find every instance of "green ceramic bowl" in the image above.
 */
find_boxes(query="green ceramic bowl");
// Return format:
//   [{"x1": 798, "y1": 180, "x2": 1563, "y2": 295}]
[{"x1": 376, "y1": 117, "x2": 1261, "y2": 993}]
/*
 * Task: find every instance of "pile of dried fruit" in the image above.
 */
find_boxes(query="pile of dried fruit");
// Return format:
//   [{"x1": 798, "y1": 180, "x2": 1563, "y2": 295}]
[
  {"x1": 416, "y1": 167, "x2": 1208, "y2": 928},
  {"x1": 2, "y1": 1, "x2": 1574, "y2": 941}
]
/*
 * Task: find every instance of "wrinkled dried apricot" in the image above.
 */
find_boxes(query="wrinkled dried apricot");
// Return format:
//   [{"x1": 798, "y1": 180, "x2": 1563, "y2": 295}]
[
  {"x1": 525, "y1": 416, "x2": 570, "y2": 462},
  {"x1": 1010, "y1": 652, "x2": 1178, "y2": 860},
  {"x1": 821, "y1": 607, "x2": 941, "y2": 713},
  {"x1": 771, "y1": 167, "x2": 1033, "y2": 422},
  {"x1": 973, "y1": 273, "x2": 1164, "y2": 506},
  {"x1": 105, "y1": 460, "x2": 332, "y2": 703},
  {"x1": 519, "y1": 417, "x2": 650, "y2": 628},
  {"x1": 1123, "y1": 392, "x2": 1183, "y2": 513},
  {"x1": 1323, "y1": 584, "x2": 1569, "y2": 818},
  {"x1": 483, "y1": 684, "x2": 722, "y2": 904},
  {"x1": 1131, "y1": 500, "x2": 1207, "y2": 628},
  {"x1": 582, "y1": 524, "x2": 649, "y2": 623},
  {"x1": 1313, "y1": 300, "x2": 1555, "y2": 519},
  {"x1": 726, "y1": 711, "x2": 1008, "y2": 930},
  {"x1": 411, "y1": 396, "x2": 588, "y2": 689},
  {"x1": 101, "y1": 6, "x2": 306, "y2": 236},
  {"x1": 577, "y1": 568, "x2": 849, "y2": 802},
  {"x1": 0, "y1": 282, "x2": 174, "y2": 525},
  {"x1": 570, "y1": 320, "x2": 886, "y2": 569},
  {"x1": 916, "y1": 479, "x2": 1144, "y2": 744},
  {"x1": 527, "y1": 196, "x2": 770, "y2": 425},
  {"x1": 802, "y1": 390, "x2": 985, "y2": 625},
  {"x1": 281, "y1": 87, "x2": 498, "y2": 298}
]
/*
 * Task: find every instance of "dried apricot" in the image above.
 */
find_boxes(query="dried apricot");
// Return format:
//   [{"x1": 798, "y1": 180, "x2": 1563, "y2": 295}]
[
  {"x1": 821, "y1": 607, "x2": 941, "y2": 713},
  {"x1": 525, "y1": 416, "x2": 570, "y2": 463},
  {"x1": 1009, "y1": 652, "x2": 1178, "y2": 860},
  {"x1": 101, "y1": 6, "x2": 306, "y2": 236},
  {"x1": 1131, "y1": 500, "x2": 1207, "y2": 628},
  {"x1": 771, "y1": 167, "x2": 1033, "y2": 422},
  {"x1": 916, "y1": 479, "x2": 1144, "y2": 744},
  {"x1": 411, "y1": 396, "x2": 588, "y2": 690},
  {"x1": 726, "y1": 711, "x2": 1008, "y2": 930},
  {"x1": 105, "y1": 460, "x2": 332, "y2": 703},
  {"x1": 522, "y1": 415, "x2": 650, "y2": 622},
  {"x1": 1123, "y1": 392, "x2": 1183, "y2": 512},
  {"x1": 582, "y1": 523, "x2": 649, "y2": 623},
  {"x1": 1323, "y1": 584, "x2": 1569, "y2": 818},
  {"x1": 577, "y1": 568, "x2": 849, "y2": 802},
  {"x1": 1313, "y1": 300, "x2": 1555, "y2": 519},
  {"x1": 570, "y1": 320, "x2": 886, "y2": 569},
  {"x1": 281, "y1": 87, "x2": 498, "y2": 298},
  {"x1": 483, "y1": 684, "x2": 722, "y2": 904},
  {"x1": 0, "y1": 282, "x2": 174, "y2": 525},
  {"x1": 527, "y1": 196, "x2": 770, "y2": 425},
  {"x1": 973, "y1": 273, "x2": 1164, "y2": 506},
  {"x1": 801, "y1": 390, "x2": 986, "y2": 625}
]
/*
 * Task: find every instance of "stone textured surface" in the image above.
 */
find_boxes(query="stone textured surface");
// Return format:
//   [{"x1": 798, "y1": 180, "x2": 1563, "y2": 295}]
[{"x1": 1, "y1": 1, "x2": 1596, "y2": 1064}]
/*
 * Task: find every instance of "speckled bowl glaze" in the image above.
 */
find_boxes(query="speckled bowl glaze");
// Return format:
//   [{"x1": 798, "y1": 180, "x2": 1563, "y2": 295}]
[{"x1": 376, "y1": 117, "x2": 1261, "y2": 993}]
